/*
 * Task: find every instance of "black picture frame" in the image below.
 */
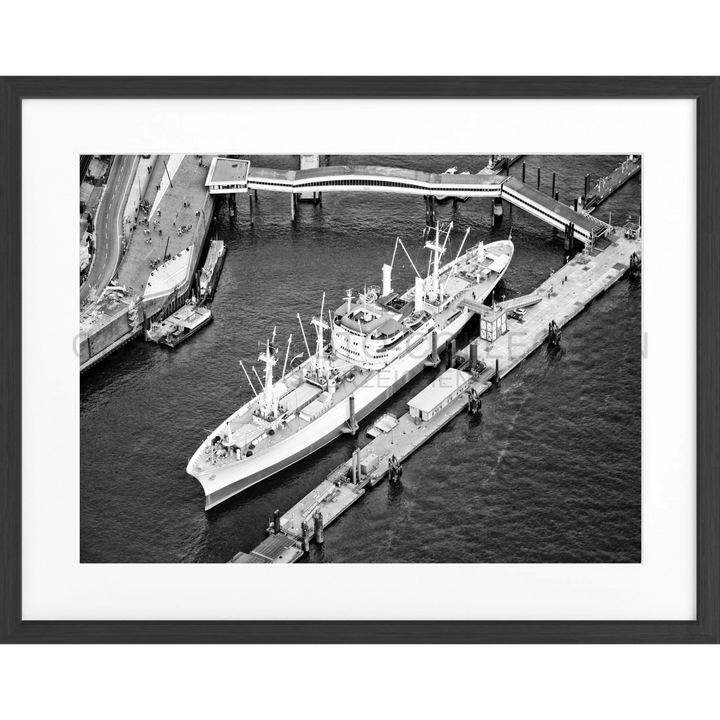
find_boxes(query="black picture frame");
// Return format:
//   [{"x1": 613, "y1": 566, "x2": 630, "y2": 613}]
[{"x1": 1, "y1": 77, "x2": 718, "y2": 644}]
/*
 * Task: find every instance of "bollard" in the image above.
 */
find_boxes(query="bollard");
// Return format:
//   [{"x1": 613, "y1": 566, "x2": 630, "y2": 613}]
[
  {"x1": 537, "y1": 167, "x2": 541, "y2": 190},
  {"x1": 551, "y1": 172, "x2": 556, "y2": 199},
  {"x1": 555, "y1": 191, "x2": 559, "y2": 202},
  {"x1": 301, "y1": 521, "x2": 311, "y2": 552},
  {"x1": 314, "y1": 512, "x2": 324, "y2": 544},
  {"x1": 495, "y1": 358, "x2": 500, "y2": 383},
  {"x1": 522, "y1": 162, "x2": 526, "y2": 183},
  {"x1": 348, "y1": 395, "x2": 358, "y2": 435}
]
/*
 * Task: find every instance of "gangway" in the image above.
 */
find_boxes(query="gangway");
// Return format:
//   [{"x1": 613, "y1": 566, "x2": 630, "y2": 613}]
[{"x1": 459, "y1": 291, "x2": 543, "y2": 317}]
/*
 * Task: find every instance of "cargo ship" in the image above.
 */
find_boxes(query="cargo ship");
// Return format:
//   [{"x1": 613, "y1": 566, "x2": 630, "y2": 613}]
[{"x1": 187, "y1": 223, "x2": 513, "y2": 509}]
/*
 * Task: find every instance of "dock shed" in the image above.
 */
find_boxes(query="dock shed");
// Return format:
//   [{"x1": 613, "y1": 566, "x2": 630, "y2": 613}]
[{"x1": 407, "y1": 368, "x2": 472, "y2": 422}]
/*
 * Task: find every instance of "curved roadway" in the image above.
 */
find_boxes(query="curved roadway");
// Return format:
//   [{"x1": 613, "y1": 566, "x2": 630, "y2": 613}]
[{"x1": 80, "y1": 155, "x2": 138, "y2": 305}]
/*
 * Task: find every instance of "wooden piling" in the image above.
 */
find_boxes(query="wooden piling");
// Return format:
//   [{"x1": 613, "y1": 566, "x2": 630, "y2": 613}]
[
  {"x1": 522, "y1": 162, "x2": 526, "y2": 183},
  {"x1": 273, "y1": 509, "x2": 281, "y2": 534},
  {"x1": 537, "y1": 167, "x2": 541, "y2": 190},
  {"x1": 551, "y1": 172, "x2": 556, "y2": 199},
  {"x1": 314, "y1": 512, "x2": 324, "y2": 544},
  {"x1": 301, "y1": 521, "x2": 311, "y2": 552},
  {"x1": 469, "y1": 341, "x2": 477, "y2": 369},
  {"x1": 348, "y1": 395, "x2": 358, "y2": 435}
]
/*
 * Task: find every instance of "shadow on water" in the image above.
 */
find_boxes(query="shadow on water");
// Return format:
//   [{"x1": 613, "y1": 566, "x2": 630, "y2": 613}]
[{"x1": 387, "y1": 480, "x2": 404, "y2": 504}]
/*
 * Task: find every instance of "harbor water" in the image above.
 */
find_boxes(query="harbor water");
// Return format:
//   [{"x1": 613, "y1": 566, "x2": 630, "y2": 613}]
[{"x1": 80, "y1": 155, "x2": 641, "y2": 563}]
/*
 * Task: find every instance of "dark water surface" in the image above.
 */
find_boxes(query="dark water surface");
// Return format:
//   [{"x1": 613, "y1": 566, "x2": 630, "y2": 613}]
[{"x1": 80, "y1": 155, "x2": 641, "y2": 563}]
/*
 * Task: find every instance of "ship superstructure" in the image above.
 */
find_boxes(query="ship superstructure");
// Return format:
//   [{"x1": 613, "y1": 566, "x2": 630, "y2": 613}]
[{"x1": 187, "y1": 223, "x2": 513, "y2": 509}]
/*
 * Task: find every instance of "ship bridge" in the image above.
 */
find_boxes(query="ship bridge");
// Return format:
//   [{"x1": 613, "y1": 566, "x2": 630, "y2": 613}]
[{"x1": 206, "y1": 157, "x2": 607, "y2": 243}]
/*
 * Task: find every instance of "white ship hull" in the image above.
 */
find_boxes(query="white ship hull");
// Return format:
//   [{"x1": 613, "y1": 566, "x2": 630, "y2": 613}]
[
  {"x1": 195, "y1": 307, "x2": 472, "y2": 509},
  {"x1": 189, "y1": 232, "x2": 513, "y2": 509}
]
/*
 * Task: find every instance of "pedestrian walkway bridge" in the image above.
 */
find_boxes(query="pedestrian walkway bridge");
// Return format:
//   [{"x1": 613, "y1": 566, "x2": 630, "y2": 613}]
[{"x1": 205, "y1": 157, "x2": 607, "y2": 243}]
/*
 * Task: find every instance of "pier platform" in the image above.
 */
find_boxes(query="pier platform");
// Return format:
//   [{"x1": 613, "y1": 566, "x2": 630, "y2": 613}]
[
  {"x1": 230, "y1": 220, "x2": 641, "y2": 563},
  {"x1": 583, "y1": 156, "x2": 640, "y2": 213},
  {"x1": 476, "y1": 228, "x2": 641, "y2": 380},
  {"x1": 229, "y1": 534, "x2": 303, "y2": 564},
  {"x1": 239, "y1": 373, "x2": 493, "y2": 562}
]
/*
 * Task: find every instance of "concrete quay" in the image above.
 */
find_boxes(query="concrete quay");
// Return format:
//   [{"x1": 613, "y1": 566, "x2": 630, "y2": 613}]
[{"x1": 80, "y1": 155, "x2": 217, "y2": 373}]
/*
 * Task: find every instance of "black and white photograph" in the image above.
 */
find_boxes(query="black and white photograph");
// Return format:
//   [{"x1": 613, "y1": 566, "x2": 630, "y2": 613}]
[{"x1": 79, "y1": 153, "x2": 642, "y2": 564}]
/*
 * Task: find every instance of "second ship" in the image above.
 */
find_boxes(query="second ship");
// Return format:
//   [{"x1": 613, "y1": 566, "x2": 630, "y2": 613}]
[{"x1": 187, "y1": 222, "x2": 514, "y2": 509}]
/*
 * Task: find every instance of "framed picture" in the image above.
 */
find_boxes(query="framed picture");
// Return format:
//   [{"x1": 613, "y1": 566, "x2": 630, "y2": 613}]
[{"x1": 1, "y1": 77, "x2": 718, "y2": 643}]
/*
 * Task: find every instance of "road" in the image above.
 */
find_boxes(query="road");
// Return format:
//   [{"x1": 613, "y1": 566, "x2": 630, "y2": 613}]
[{"x1": 80, "y1": 155, "x2": 138, "y2": 305}]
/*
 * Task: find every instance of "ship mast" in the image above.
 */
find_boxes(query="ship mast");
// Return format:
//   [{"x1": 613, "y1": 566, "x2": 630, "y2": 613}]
[
  {"x1": 258, "y1": 337, "x2": 278, "y2": 418},
  {"x1": 311, "y1": 292, "x2": 330, "y2": 377},
  {"x1": 424, "y1": 222, "x2": 447, "y2": 300}
]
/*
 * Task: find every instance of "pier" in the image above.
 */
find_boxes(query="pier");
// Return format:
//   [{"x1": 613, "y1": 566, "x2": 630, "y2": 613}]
[
  {"x1": 230, "y1": 217, "x2": 641, "y2": 563},
  {"x1": 205, "y1": 156, "x2": 626, "y2": 245},
  {"x1": 582, "y1": 155, "x2": 641, "y2": 213},
  {"x1": 80, "y1": 155, "x2": 219, "y2": 373}
]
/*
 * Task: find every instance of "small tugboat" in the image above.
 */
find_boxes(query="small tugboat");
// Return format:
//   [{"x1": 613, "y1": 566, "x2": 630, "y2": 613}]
[{"x1": 146, "y1": 299, "x2": 212, "y2": 348}]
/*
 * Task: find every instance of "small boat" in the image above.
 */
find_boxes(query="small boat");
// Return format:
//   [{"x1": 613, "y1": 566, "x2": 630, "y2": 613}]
[
  {"x1": 146, "y1": 300, "x2": 213, "y2": 348},
  {"x1": 199, "y1": 239, "x2": 226, "y2": 301}
]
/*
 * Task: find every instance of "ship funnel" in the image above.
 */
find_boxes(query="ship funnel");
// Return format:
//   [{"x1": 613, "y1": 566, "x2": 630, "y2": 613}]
[
  {"x1": 382, "y1": 264, "x2": 393, "y2": 297},
  {"x1": 414, "y1": 276, "x2": 424, "y2": 313}
]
